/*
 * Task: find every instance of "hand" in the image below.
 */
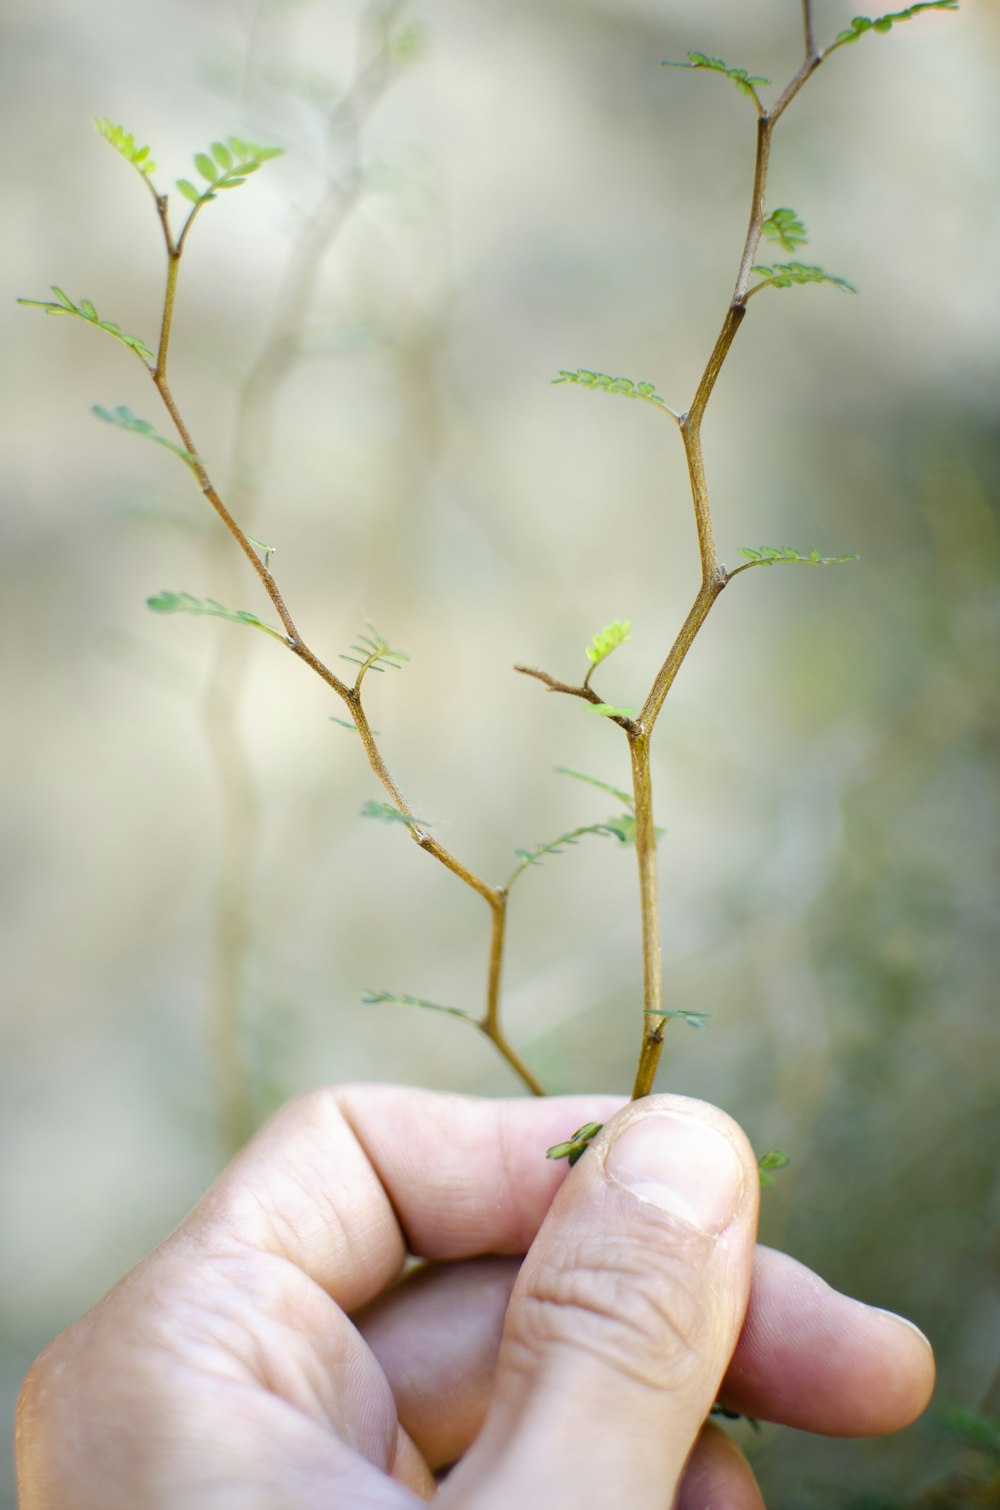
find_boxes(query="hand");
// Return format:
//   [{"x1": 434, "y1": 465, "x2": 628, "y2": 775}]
[{"x1": 16, "y1": 1087, "x2": 934, "y2": 1508}]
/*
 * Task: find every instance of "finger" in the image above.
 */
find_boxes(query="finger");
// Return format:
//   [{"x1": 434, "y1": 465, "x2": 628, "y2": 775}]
[
  {"x1": 439, "y1": 1096, "x2": 760, "y2": 1510},
  {"x1": 721, "y1": 1244, "x2": 935, "y2": 1435},
  {"x1": 675, "y1": 1422, "x2": 765, "y2": 1510},
  {"x1": 185, "y1": 1086, "x2": 624, "y2": 1312},
  {"x1": 359, "y1": 1245, "x2": 934, "y2": 1464},
  {"x1": 356, "y1": 1257, "x2": 518, "y2": 1468}
]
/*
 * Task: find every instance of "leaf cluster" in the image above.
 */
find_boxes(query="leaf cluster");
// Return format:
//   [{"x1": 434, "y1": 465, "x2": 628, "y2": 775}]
[
  {"x1": 750, "y1": 262, "x2": 856, "y2": 294},
  {"x1": 92, "y1": 404, "x2": 200, "y2": 468},
  {"x1": 830, "y1": 1, "x2": 958, "y2": 51},
  {"x1": 176, "y1": 136, "x2": 284, "y2": 206},
  {"x1": 586, "y1": 619, "x2": 632, "y2": 669},
  {"x1": 553, "y1": 369, "x2": 675, "y2": 416},
  {"x1": 146, "y1": 590, "x2": 284, "y2": 640},
  {"x1": 16, "y1": 287, "x2": 153, "y2": 364},
  {"x1": 546, "y1": 1121, "x2": 603, "y2": 1166},
  {"x1": 736, "y1": 544, "x2": 857, "y2": 570},
  {"x1": 757, "y1": 1149, "x2": 790, "y2": 1189},
  {"x1": 762, "y1": 207, "x2": 808, "y2": 253},
  {"x1": 362, "y1": 989, "x2": 471, "y2": 1022},
  {"x1": 339, "y1": 625, "x2": 408, "y2": 685},
  {"x1": 94, "y1": 118, "x2": 156, "y2": 179},
  {"x1": 663, "y1": 52, "x2": 770, "y2": 109},
  {"x1": 359, "y1": 799, "x2": 427, "y2": 828}
]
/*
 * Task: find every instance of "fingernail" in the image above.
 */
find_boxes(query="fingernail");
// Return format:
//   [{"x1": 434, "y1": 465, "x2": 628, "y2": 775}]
[
  {"x1": 604, "y1": 1111, "x2": 746, "y2": 1235},
  {"x1": 873, "y1": 1307, "x2": 934, "y2": 1353}
]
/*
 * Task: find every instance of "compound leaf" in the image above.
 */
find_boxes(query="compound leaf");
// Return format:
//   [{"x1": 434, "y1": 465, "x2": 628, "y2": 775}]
[
  {"x1": 363, "y1": 989, "x2": 473, "y2": 1022},
  {"x1": 359, "y1": 799, "x2": 428, "y2": 828},
  {"x1": 93, "y1": 118, "x2": 158, "y2": 180},
  {"x1": 732, "y1": 544, "x2": 857, "y2": 576},
  {"x1": 758, "y1": 1149, "x2": 790, "y2": 1189},
  {"x1": 554, "y1": 766, "x2": 634, "y2": 810},
  {"x1": 750, "y1": 262, "x2": 857, "y2": 295},
  {"x1": 829, "y1": 1, "x2": 957, "y2": 51},
  {"x1": 146, "y1": 590, "x2": 286, "y2": 641},
  {"x1": 553, "y1": 368, "x2": 678, "y2": 417},
  {"x1": 663, "y1": 51, "x2": 770, "y2": 109},
  {"x1": 17, "y1": 287, "x2": 154, "y2": 364},
  {"x1": 762, "y1": 207, "x2": 808, "y2": 253},
  {"x1": 586, "y1": 619, "x2": 632, "y2": 669},
  {"x1": 92, "y1": 403, "x2": 201, "y2": 469},
  {"x1": 546, "y1": 1121, "x2": 604, "y2": 1166},
  {"x1": 339, "y1": 623, "x2": 409, "y2": 686}
]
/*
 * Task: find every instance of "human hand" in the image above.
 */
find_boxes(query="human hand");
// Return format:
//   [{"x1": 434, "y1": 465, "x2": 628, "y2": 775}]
[{"x1": 16, "y1": 1087, "x2": 934, "y2": 1508}]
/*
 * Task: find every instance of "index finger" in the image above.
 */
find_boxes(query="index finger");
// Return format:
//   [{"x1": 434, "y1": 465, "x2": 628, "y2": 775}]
[{"x1": 182, "y1": 1084, "x2": 625, "y2": 1312}]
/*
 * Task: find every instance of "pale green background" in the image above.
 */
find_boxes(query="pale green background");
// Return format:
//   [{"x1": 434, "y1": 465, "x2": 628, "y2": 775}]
[{"x1": 2, "y1": 1, "x2": 998, "y2": 1505}]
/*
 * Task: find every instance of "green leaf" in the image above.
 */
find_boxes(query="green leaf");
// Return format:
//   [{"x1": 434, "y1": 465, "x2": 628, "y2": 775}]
[
  {"x1": 936, "y1": 1407, "x2": 1000, "y2": 1464},
  {"x1": 211, "y1": 141, "x2": 233, "y2": 170},
  {"x1": 506, "y1": 821, "x2": 630, "y2": 889},
  {"x1": 585, "y1": 619, "x2": 632, "y2": 668},
  {"x1": 553, "y1": 765, "x2": 634, "y2": 810},
  {"x1": 146, "y1": 590, "x2": 285, "y2": 641},
  {"x1": 733, "y1": 544, "x2": 858, "y2": 575},
  {"x1": 92, "y1": 403, "x2": 201, "y2": 469},
  {"x1": 194, "y1": 152, "x2": 218, "y2": 181},
  {"x1": 602, "y1": 813, "x2": 638, "y2": 844},
  {"x1": 546, "y1": 1121, "x2": 604, "y2": 1165},
  {"x1": 663, "y1": 1009, "x2": 711, "y2": 1029},
  {"x1": 762, "y1": 207, "x2": 808, "y2": 253},
  {"x1": 590, "y1": 702, "x2": 635, "y2": 720},
  {"x1": 757, "y1": 1149, "x2": 790, "y2": 1189},
  {"x1": 750, "y1": 262, "x2": 857, "y2": 295},
  {"x1": 339, "y1": 624, "x2": 409, "y2": 686},
  {"x1": 17, "y1": 288, "x2": 154, "y2": 364},
  {"x1": 829, "y1": 1, "x2": 957, "y2": 51},
  {"x1": 363, "y1": 989, "x2": 473, "y2": 1022},
  {"x1": 359, "y1": 799, "x2": 428, "y2": 828},
  {"x1": 176, "y1": 178, "x2": 203, "y2": 204},
  {"x1": 93, "y1": 118, "x2": 157, "y2": 178},
  {"x1": 553, "y1": 368, "x2": 677, "y2": 417},
  {"x1": 663, "y1": 51, "x2": 770, "y2": 109}
]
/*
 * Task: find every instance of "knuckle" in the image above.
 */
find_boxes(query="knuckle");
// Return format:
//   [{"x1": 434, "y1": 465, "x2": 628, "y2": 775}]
[{"x1": 506, "y1": 1231, "x2": 711, "y2": 1396}]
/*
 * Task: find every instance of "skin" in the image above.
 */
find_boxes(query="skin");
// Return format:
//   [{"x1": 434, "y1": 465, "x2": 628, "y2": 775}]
[{"x1": 15, "y1": 1086, "x2": 935, "y2": 1508}]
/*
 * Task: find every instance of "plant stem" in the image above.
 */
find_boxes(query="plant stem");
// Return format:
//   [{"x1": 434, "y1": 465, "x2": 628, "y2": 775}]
[{"x1": 627, "y1": 731, "x2": 666, "y2": 1098}]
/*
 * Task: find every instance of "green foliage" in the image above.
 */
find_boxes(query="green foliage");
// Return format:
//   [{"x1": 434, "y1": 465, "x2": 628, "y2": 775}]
[
  {"x1": 546, "y1": 1121, "x2": 604, "y2": 1166},
  {"x1": 554, "y1": 766, "x2": 634, "y2": 810},
  {"x1": 359, "y1": 799, "x2": 428, "y2": 828},
  {"x1": 506, "y1": 822, "x2": 632, "y2": 889},
  {"x1": 362, "y1": 989, "x2": 473, "y2": 1022},
  {"x1": 93, "y1": 118, "x2": 157, "y2": 179},
  {"x1": 735, "y1": 544, "x2": 858, "y2": 572},
  {"x1": 762, "y1": 207, "x2": 808, "y2": 253},
  {"x1": 16, "y1": 287, "x2": 154, "y2": 364},
  {"x1": 663, "y1": 52, "x2": 770, "y2": 109},
  {"x1": 591, "y1": 702, "x2": 636, "y2": 720},
  {"x1": 829, "y1": 1, "x2": 958, "y2": 52},
  {"x1": 553, "y1": 369, "x2": 676, "y2": 417},
  {"x1": 757, "y1": 1149, "x2": 790, "y2": 1189},
  {"x1": 663, "y1": 1010, "x2": 711, "y2": 1029},
  {"x1": 586, "y1": 619, "x2": 632, "y2": 670},
  {"x1": 175, "y1": 135, "x2": 284, "y2": 208},
  {"x1": 246, "y1": 534, "x2": 275, "y2": 570},
  {"x1": 936, "y1": 1406, "x2": 1000, "y2": 1464},
  {"x1": 339, "y1": 624, "x2": 408, "y2": 685},
  {"x1": 146, "y1": 590, "x2": 285, "y2": 641},
  {"x1": 750, "y1": 262, "x2": 857, "y2": 295},
  {"x1": 92, "y1": 404, "x2": 200, "y2": 468}
]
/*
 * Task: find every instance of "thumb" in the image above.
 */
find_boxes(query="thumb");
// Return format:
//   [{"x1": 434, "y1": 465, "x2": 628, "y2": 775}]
[{"x1": 442, "y1": 1096, "x2": 759, "y2": 1510}]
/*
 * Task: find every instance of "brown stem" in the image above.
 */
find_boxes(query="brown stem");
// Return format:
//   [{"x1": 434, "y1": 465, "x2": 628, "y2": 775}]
[
  {"x1": 628, "y1": 732, "x2": 666, "y2": 1098},
  {"x1": 476, "y1": 896, "x2": 546, "y2": 1097}
]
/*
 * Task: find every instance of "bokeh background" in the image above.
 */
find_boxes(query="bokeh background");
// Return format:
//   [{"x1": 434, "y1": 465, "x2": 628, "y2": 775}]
[{"x1": 2, "y1": 0, "x2": 998, "y2": 1503}]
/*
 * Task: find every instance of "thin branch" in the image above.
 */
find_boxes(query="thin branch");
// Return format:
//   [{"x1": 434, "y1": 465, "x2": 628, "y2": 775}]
[{"x1": 514, "y1": 664, "x2": 638, "y2": 734}]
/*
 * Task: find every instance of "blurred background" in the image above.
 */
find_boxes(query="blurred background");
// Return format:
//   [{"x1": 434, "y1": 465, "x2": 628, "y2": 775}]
[{"x1": 2, "y1": 0, "x2": 998, "y2": 1503}]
